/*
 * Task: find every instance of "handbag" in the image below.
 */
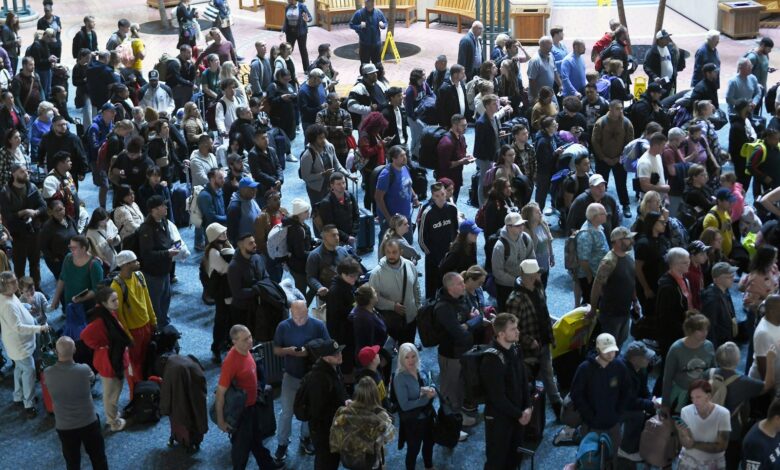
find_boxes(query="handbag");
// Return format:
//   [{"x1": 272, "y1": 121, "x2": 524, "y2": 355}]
[
  {"x1": 432, "y1": 401, "x2": 463, "y2": 448},
  {"x1": 378, "y1": 265, "x2": 408, "y2": 340},
  {"x1": 209, "y1": 383, "x2": 246, "y2": 429}
]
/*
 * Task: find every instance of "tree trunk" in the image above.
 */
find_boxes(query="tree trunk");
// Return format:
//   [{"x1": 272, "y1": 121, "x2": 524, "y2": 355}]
[
  {"x1": 389, "y1": 0, "x2": 397, "y2": 35},
  {"x1": 354, "y1": 0, "x2": 361, "y2": 10},
  {"x1": 655, "y1": 0, "x2": 667, "y2": 34},
  {"x1": 617, "y1": 0, "x2": 631, "y2": 54},
  {"x1": 157, "y1": 0, "x2": 170, "y2": 28}
]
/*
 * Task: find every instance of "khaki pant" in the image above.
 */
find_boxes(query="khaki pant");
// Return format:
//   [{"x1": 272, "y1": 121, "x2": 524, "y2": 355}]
[{"x1": 101, "y1": 376, "x2": 123, "y2": 428}]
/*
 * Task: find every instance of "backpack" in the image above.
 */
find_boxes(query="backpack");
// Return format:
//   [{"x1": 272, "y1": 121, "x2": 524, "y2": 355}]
[
  {"x1": 688, "y1": 208, "x2": 721, "y2": 242},
  {"x1": 414, "y1": 94, "x2": 438, "y2": 126},
  {"x1": 460, "y1": 344, "x2": 505, "y2": 405},
  {"x1": 576, "y1": 432, "x2": 613, "y2": 470},
  {"x1": 621, "y1": 138, "x2": 649, "y2": 173},
  {"x1": 767, "y1": 83, "x2": 779, "y2": 115},
  {"x1": 483, "y1": 233, "x2": 512, "y2": 273},
  {"x1": 96, "y1": 139, "x2": 110, "y2": 172},
  {"x1": 481, "y1": 163, "x2": 500, "y2": 197},
  {"x1": 419, "y1": 126, "x2": 448, "y2": 170},
  {"x1": 121, "y1": 229, "x2": 141, "y2": 257},
  {"x1": 266, "y1": 224, "x2": 290, "y2": 260},
  {"x1": 708, "y1": 368, "x2": 740, "y2": 407},
  {"x1": 474, "y1": 203, "x2": 487, "y2": 229},
  {"x1": 595, "y1": 76, "x2": 614, "y2": 100},
  {"x1": 564, "y1": 230, "x2": 594, "y2": 273},
  {"x1": 115, "y1": 40, "x2": 135, "y2": 68},
  {"x1": 294, "y1": 369, "x2": 325, "y2": 422},
  {"x1": 416, "y1": 301, "x2": 439, "y2": 347},
  {"x1": 112, "y1": 272, "x2": 147, "y2": 306},
  {"x1": 123, "y1": 380, "x2": 161, "y2": 423},
  {"x1": 187, "y1": 185, "x2": 204, "y2": 227},
  {"x1": 639, "y1": 413, "x2": 679, "y2": 468}
]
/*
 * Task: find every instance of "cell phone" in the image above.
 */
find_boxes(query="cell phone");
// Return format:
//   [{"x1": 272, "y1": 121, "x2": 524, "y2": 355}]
[
  {"x1": 75, "y1": 288, "x2": 89, "y2": 299},
  {"x1": 174, "y1": 241, "x2": 182, "y2": 249}
]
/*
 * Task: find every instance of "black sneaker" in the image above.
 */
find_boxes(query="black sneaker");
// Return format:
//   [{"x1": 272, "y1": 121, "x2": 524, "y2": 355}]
[
  {"x1": 300, "y1": 437, "x2": 315, "y2": 455},
  {"x1": 623, "y1": 206, "x2": 632, "y2": 218},
  {"x1": 274, "y1": 444, "x2": 287, "y2": 464}
]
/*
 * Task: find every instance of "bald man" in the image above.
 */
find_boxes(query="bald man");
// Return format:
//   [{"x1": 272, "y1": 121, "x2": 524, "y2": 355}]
[
  {"x1": 44, "y1": 336, "x2": 107, "y2": 470},
  {"x1": 458, "y1": 21, "x2": 484, "y2": 81}
]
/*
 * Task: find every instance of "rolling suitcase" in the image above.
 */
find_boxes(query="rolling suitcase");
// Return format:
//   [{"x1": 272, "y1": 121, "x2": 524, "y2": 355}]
[
  {"x1": 171, "y1": 171, "x2": 191, "y2": 228},
  {"x1": 254, "y1": 341, "x2": 283, "y2": 386},
  {"x1": 353, "y1": 179, "x2": 375, "y2": 254},
  {"x1": 169, "y1": 419, "x2": 204, "y2": 453}
]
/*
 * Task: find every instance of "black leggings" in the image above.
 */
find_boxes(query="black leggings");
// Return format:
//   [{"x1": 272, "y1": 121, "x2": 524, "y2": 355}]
[
  {"x1": 403, "y1": 416, "x2": 434, "y2": 470},
  {"x1": 285, "y1": 31, "x2": 309, "y2": 71}
]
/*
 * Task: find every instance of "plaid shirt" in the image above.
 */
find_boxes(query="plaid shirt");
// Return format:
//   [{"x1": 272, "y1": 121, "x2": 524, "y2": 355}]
[
  {"x1": 505, "y1": 283, "x2": 554, "y2": 358},
  {"x1": 513, "y1": 142, "x2": 536, "y2": 182},
  {"x1": 315, "y1": 108, "x2": 353, "y2": 158}
]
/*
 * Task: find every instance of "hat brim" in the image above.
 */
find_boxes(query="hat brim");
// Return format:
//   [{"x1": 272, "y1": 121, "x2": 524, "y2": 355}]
[
  {"x1": 469, "y1": 226, "x2": 483, "y2": 235},
  {"x1": 240, "y1": 182, "x2": 260, "y2": 189},
  {"x1": 328, "y1": 344, "x2": 347, "y2": 355},
  {"x1": 599, "y1": 345, "x2": 619, "y2": 354}
]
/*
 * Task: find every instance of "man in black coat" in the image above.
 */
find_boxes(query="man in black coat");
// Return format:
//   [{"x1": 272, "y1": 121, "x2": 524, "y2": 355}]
[
  {"x1": 426, "y1": 54, "x2": 449, "y2": 94},
  {"x1": 381, "y1": 86, "x2": 408, "y2": 149},
  {"x1": 39, "y1": 116, "x2": 89, "y2": 178},
  {"x1": 436, "y1": 64, "x2": 470, "y2": 128},
  {"x1": 0, "y1": 164, "x2": 47, "y2": 289},
  {"x1": 628, "y1": 83, "x2": 670, "y2": 134},
  {"x1": 138, "y1": 196, "x2": 178, "y2": 327},
  {"x1": 317, "y1": 172, "x2": 359, "y2": 246},
  {"x1": 480, "y1": 313, "x2": 532, "y2": 469},
  {"x1": 701, "y1": 262, "x2": 738, "y2": 349},
  {"x1": 70, "y1": 15, "x2": 98, "y2": 59},
  {"x1": 229, "y1": 106, "x2": 257, "y2": 152},
  {"x1": 227, "y1": 234, "x2": 269, "y2": 330},
  {"x1": 85, "y1": 52, "x2": 120, "y2": 110},
  {"x1": 301, "y1": 338, "x2": 349, "y2": 470},
  {"x1": 689, "y1": 63, "x2": 720, "y2": 109},
  {"x1": 247, "y1": 126, "x2": 283, "y2": 207},
  {"x1": 643, "y1": 29, "x2": 685, "y2": 97}
]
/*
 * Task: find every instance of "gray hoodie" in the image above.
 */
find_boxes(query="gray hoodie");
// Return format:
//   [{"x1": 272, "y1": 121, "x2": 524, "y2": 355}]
[
  {"x1": 492, "y1": 226, "x2": 536, "y2": 287},
  {"x1": 368, "y1": 256, "x2": 421, "y2": 323}
]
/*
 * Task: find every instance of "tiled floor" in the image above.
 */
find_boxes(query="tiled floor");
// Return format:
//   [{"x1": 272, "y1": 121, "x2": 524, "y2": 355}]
[{"x1": 0, "y1": 1, "x2": 761, "y2": 469}]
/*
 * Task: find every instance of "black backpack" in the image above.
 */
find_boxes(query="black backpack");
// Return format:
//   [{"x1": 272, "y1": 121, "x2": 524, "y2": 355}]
[
  {"x1": 416, "y1": 301, "x2": 439, "y2": 347},
  {"x1": 483, "y1": 233, "x2": 521, "y2": 273},
  {"x1": 294, "y1": 369, "x2": 328, "y2": 422},
  {"x1": 460, "y1": 345, "x2": 505, "y2": 405},
  {"x1": 767, "y1": 83, "x2": 779, "y2": 115},
  {"x1": 688, "y1": 208, "x2": 721, "y2": 241},
  {"x1": 123, "y1": 380, "x2": 161, "y2": 423},
  {"x1": 419, "y1": 126, "x2": 448, "y2": 170}
]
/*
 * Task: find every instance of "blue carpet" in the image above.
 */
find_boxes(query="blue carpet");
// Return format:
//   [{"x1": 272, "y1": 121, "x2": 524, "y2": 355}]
[{"x1": 0, "y1": 107, "x2": 741, "y2": 469}]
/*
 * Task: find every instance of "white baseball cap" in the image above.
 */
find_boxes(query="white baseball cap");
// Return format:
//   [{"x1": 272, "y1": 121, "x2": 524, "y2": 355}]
[{"x1": 596, "y1": 333, "x2": 619, "y2": 354}]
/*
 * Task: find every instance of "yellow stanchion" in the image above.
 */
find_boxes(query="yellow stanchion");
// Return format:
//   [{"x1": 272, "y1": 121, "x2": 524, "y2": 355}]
[
  {"x1": 633, "y1": 76, "x2": 648, "y2": 101},
  {"x1": 381, "y1": 31, "x2": 402, "y2": 64}
]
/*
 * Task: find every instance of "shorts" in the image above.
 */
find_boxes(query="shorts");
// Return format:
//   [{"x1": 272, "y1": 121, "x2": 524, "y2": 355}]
[{"x1": 90, "y1": 160, "x2": 108, "y2": 187}]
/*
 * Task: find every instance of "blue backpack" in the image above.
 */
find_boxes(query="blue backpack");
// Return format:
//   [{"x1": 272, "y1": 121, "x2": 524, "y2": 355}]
[
  {"x1": 595, "y1": 76, "x2": 616, "y2": 100},
  {"x1": 576, "y1": 432, "x2": 613, "y2": 470}
]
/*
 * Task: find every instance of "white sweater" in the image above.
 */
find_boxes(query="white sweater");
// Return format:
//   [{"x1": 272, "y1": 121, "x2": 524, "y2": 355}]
[{"x1": 0, "y1": 294, "x2": 43, "y2": 361}]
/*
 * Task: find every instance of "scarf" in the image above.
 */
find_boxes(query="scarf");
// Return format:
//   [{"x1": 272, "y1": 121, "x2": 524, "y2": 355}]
[{"x1": 92, "y1": 305, "x2": 132, "y2": 378}]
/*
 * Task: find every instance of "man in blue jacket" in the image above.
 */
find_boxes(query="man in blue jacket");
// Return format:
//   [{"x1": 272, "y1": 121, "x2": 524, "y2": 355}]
[
  {"x1": 349, "y1": 0, "x2": 386, "y2": 65},
  {"x1": 297, "y1": 68, "x2": 327, "y2": 138},
  {"x1": 197, "y1": 167, "x2": 227, "y2": 239},
  {"x1": 570, "y1": 332, "x2": 629, "y2": 455}
]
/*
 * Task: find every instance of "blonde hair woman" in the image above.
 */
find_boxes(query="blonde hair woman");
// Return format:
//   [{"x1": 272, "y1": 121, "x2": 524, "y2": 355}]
[
  {"x1": 393, "y1": 343, "x2": 436, "y2": 470},
  {"x1": 378, "y1": 214, "x2": 419, "y2": 263}
]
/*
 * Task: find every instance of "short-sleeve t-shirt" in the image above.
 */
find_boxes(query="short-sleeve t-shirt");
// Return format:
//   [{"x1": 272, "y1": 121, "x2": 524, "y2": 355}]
[
  {"x1": 272, "y1": 317, "x2": 330, "y2": 379},
  {"x1": 634, "y1": 235, "x2": 670, "y2": 292},
  {"x1": 742, "y1": 421, "x2": 780, "y2": 470},
  {"x1": 527, "y1": 54, "x2": 556, "y2": 100},
  {"x1": 749, "y1": 317, "x2": 780, "y2": 392},
  {"x1": 680, "y1": 403, "x2": 732, "y2": 462},
  {"x1": 131, "y1": 38, "x2": 144, "y2": 72},
  {"x1": 59, "y1": 255, "x2": 104, "y2": 308},
  {"x1": 218, "y1": 347, "x2": 258, "y2": 407},
  {"x1": 376, "y1": 165, "x2": 413, "y2": 222},
  {"x1": 636, "y1": 152, "x2": 667, "y2": 186}
]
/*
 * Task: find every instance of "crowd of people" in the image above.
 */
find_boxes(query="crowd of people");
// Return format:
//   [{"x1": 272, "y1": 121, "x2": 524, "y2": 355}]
[{"x1": 3, "y1": 1, "x2": 780, "y2": 469}]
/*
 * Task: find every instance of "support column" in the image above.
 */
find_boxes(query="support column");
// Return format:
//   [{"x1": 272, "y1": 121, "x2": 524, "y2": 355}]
[{"x1": 1, "y1": 0, "x2": 39, "y2": 25}]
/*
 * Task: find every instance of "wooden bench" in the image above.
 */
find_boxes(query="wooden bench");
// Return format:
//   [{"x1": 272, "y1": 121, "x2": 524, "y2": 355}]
[
  {"x1": 426, "y1": 0, "x2": 475, "y2": 33},
  {"x1": 375, "y1": 0, "x2": 418, "y2": 28},
  {"x1": 317, "y1": 0, "x2": 357, "y2": 31}
]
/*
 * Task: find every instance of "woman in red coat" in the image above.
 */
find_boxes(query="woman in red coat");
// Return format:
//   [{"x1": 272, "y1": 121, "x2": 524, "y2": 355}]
[{"x1": 80, "y1": 286, "x2": 132, "y2": 432}]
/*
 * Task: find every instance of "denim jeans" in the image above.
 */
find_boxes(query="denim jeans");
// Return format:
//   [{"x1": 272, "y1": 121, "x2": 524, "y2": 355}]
[
  {"x1": 13, "y1": 354, "x2": 36, "y2": 408},
  {"x1": 38, "y1": 68, "x2": 52, "y2": 97},
  {"x1": 277, "y1": 372, "x2": 309, "y2": 447},
  {"x1": 598, "y1": 312, "x2": 630, "y2": 349},
  {"x1": 476, "y1": 159, "x2": 491, "y2": 207},
  {"x1": 538, "y1": 345, "x2": 563, "y2": 405},
  {"x1": 145, "y1": 273, "x2": 171, "y2": 327},
  {"x1": 194, "y1": 226, "x2": 205, "y2": 249}
]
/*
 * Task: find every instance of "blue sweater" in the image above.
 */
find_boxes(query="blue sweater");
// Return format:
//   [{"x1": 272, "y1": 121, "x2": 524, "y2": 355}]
[
  {"x1": 298, "y1": 82, "x2": 326, "y2": 125},
  {"x1": 393, "y1": 369, "x2": 432, "y2": 412},
  {"x1": 349, "y1": 8, "x2": 386, "y2": 45},
  {"x1": 570, "y1": 355, "x2": 629, "y2": 430},
  {"x1": 226, "y1": 192, "x2": 261, "y2": 245}
]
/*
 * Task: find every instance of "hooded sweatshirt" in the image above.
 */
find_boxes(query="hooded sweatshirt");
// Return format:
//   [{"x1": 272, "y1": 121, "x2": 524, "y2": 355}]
[
  {"x1": 368, "y1": 256, "x2": 421, "y2": 323},
  {"x1": 570, "y1": 354, "x2": 629, "y2": 430},
  {"x1": 491, "y1": 227, "x2": 535, "y2": 287}
]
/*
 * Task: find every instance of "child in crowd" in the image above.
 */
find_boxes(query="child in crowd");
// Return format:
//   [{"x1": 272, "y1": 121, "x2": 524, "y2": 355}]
[{"x1": 355, "y1": 345, "x2": 388, "y2": 407}]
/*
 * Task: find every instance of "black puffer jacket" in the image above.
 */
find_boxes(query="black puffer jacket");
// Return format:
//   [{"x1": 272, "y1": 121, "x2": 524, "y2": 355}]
[{"x1": 433, "y1": 287, "x2": 473, "y2": 359}]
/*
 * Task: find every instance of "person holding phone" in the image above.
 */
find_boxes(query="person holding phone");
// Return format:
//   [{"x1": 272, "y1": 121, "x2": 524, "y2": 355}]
[
  {"x1": 51, "y1": 235, "x2": 104, "y2": 312},
  {"x1": 271, "y1": 300, "x2": 330, "y2": 464}
]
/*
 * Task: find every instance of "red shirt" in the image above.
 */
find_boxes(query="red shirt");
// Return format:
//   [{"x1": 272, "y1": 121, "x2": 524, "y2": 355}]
[
  {"x1": 685, "y1": 264, "x2": 704, "y2": 310},
  {"x1": 218, "y1": 347, "x2": 257, "y2": 407}
]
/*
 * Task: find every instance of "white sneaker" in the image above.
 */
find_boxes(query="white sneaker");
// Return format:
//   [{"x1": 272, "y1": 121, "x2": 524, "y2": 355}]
[
  {"x1": 458, "y1": 431, "x2": 468, "y2": 441},
  {"x1": 110, "y1": 418, "x2": 126, "y2": 432},
  {"x1": 286, "y1": 154, "x2": 298, "y2": 162}
]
